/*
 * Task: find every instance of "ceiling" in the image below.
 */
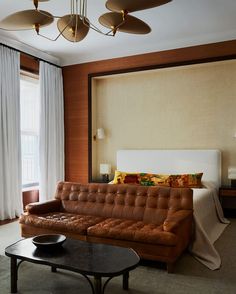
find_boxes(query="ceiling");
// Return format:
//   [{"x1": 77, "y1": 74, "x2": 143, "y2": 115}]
[{"x1": 0, "y1": 0, "x2": 236, "y2": 66}]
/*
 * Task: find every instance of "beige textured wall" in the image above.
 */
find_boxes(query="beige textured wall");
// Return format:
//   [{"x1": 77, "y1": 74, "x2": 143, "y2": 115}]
[{"x1": 92, "y1": 59, "x2": 236, "y2": 184}]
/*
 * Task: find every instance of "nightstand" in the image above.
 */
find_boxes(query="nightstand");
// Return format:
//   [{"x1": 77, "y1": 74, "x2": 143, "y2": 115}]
[
  {"x1": 219, "y1": 186, "x2": 236, "y2": 217},
  {"x1": 89, "y1": 179, "x2": 110, "y2": 184}
]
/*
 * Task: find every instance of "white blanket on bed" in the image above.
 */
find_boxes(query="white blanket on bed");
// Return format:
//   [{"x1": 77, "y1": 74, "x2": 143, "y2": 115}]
[{"x1": 189, "y1": 182, "x2": 230, "y2": 270}]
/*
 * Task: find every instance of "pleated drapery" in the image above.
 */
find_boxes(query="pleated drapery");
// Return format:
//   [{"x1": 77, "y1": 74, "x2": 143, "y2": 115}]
[
  {"x1": 0, "y1": 45, "x2": 22, "y2": 220},
  {"x1": 39, "y1": 61, "x2": 64, "y2": 201}
]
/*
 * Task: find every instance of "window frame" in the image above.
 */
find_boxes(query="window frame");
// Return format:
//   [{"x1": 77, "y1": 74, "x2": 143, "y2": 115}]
[{"x1": 20, "y1": 70, "x2": 40, "y2": 189}]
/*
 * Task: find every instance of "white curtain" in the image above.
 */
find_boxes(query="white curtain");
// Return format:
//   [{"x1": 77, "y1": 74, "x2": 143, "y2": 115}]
[
  {"x1": 39, "y1": 61, "x2": 64, "y2": 201},
  {"x1": 0, "y1": 45, "x2": 22, "y2": 220}
]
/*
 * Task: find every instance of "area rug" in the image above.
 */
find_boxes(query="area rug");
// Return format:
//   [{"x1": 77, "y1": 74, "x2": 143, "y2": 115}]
[
  {"x1": 1, "y1": 220, "x2": 236, "y2": 294},
  {"x1": 0, "y1": 252, "x2": 235, "y2": 294}
]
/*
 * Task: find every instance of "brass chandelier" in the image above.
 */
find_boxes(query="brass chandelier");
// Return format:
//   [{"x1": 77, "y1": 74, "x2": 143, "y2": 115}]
[{"x1": 0, "y1": 0, "x2": 172, "y2": 43}]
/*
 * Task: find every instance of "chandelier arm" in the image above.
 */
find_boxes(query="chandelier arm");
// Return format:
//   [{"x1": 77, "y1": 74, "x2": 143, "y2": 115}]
[
  {"x1": 33, "y1": 0, "x2": 38, "y2": 10},
  {"x1": 70, "y1": 0, "x2": 73, "y2": 15},
  {"x1": 81, "y1": 0, "x2": 126, "y2": 36},
  {"x1": 81, "y1": 16, "x2": 111, "y2": 35},
  {"x1": 82, "y1": 0, "x2": 87, "y2": 18},
  {"x1": 75, "y1": 2, "x2": 79, "y2": 41},
  {"x1": 81, "y1": 14, "x2": 126, "y2": 36},
  {"x1": 37, "y1": 16, "x2": 74, "y2": 41},
  {"x1": 75, "y1": 0, "x2": 78, "y2": 14},
  {"x1": 88, "y1": 24, "x2": 115, "y2": 36},
  {"x1": 37, "y1": 32, "x2": 60, "y2": 41},
  {"x1": 85, "y1": 0, "x2": 88, "y2": 18}
]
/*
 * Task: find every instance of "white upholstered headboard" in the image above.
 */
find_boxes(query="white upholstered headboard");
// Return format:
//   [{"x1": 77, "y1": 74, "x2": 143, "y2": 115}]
[{"x1": 117, "y1": 150, "x2": 221, "y2": 188}]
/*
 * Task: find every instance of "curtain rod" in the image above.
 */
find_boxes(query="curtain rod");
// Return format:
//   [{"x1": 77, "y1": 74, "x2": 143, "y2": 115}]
[{"x1": 0, "y1": 42, "x2": 61, "y2": 68}]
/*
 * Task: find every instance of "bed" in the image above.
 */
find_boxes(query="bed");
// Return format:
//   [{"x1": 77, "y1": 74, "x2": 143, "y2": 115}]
[{"x1": 116, "y1": 149, "x2": 229, "y2": 270}]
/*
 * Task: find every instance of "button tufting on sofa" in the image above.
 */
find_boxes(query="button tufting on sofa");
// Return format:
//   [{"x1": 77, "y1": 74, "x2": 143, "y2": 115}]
[{"x1": 20, "y1": 181, "x2": 193, "y2": 273}]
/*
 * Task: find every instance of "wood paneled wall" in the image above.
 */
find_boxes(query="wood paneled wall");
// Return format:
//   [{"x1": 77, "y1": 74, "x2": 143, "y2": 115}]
[
  {"x1": 22, "y1": 189, "x2": 39, "y2": 210},
  {"x1": 62, "y1": 40, "x2": 236, "y2": 183},
  {"x1": 20, "y1": 53, "x2": 39, "y2": 74}
]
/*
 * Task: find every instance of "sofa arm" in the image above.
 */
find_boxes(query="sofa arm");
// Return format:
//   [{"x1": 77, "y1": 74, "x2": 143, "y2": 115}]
[
  {"x1": 25, "y1": 199, "x2": 62, "y2": 215},
  {"x1": 163, "y1": 210, "x2": 193, "y2": 232}
]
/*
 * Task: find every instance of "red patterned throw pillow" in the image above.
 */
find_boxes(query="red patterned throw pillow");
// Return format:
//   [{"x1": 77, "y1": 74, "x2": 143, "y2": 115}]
[{"x1": 169, "y1": 173, "x2": 203, "y2": 188}]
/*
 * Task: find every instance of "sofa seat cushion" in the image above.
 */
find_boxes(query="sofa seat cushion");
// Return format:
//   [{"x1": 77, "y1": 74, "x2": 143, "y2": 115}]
[
  {"x1": 20, "y1": 212, "x2": 105, "y2": 235},
  {"x1": 87, "y1": 218, "x2": 178, "y2": 246}
]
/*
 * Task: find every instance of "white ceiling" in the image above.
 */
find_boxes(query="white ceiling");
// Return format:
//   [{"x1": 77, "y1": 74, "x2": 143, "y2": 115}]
[{"x1": 0, "y1": 0, "x2": 236, "y2": 66}]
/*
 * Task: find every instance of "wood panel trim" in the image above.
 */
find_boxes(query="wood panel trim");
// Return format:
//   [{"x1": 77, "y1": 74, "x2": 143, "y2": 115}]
[
  {"x1": 87, "y1": 48, "x2": 236, "y2": 182},
  {"x1": 20, "y1": 53, "x2": 39, "y2": 74},
  {"x1": 63, "y1": 40, "x2": 236, "y2": 183},
  {"x1": 65, "y1": 40, "x2": 236, "y2": 72},
  {"x1": 88, "y1": 54, "x2": 236, "y2": 79}
]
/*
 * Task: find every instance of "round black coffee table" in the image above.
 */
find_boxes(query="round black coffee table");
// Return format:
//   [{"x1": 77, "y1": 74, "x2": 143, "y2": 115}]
[{"x1": 5, "y1": 237, "x2": 140, "y2": 294}]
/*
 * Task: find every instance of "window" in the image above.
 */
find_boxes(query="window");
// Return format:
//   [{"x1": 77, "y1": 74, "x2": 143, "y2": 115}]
[{"x1": 20, "y1": 73, "x2": 39, "y2": 188}]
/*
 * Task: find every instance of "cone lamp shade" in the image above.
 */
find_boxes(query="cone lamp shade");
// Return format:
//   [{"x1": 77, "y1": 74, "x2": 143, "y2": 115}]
[
  {"x1": 106, "y1": 0, "x2": 172, "y2": 13},
  {"x1": 57, "y1": 15, "x2": 90, "y2": 42},
  {"x1": 99, "y1": 12, "x2": 151, "y2": 34},
  {"x1": 0, "y1": 10, "x2": 54, "y2": 30}
]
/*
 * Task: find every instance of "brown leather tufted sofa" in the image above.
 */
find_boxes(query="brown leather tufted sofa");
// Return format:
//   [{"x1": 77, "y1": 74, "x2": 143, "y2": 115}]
[{"x1": 20, "y1": 181, "x2": 193, "y2": 272}]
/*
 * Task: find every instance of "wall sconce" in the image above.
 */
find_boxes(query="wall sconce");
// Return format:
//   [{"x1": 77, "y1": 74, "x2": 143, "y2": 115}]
[
  {"x1": 100, "y1": 163, "x2": 111, "y2": 183},
  {"x1": 228, "y1": 167, "x2": 236, "y2": 187},
  {"x1": 93, "y1": 128, "x2": 105, "y2": 141}
]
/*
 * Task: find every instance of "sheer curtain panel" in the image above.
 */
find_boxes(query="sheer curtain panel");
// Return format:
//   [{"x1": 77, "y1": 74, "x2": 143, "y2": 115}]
[
  {"x1": 39, "y1": 61, "x2": 64, "y2": 201},
  {"x1": 0, "y1": 45, "x2": 22, "y2": 220}
]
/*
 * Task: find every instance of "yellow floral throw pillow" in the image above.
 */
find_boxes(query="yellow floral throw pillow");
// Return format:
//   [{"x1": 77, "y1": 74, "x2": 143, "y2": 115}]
[{"x1": 112, "y1": 171, "x2": 140, "y2": 184}]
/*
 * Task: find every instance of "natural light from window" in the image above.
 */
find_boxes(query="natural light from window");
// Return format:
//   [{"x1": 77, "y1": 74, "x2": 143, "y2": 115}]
[{"x1": 20, "y1": 73, "x2": 39, "y2": 188}]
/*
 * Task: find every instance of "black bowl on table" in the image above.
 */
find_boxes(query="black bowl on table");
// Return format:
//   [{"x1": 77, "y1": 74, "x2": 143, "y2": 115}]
[{"x1": 32, "y1": 234, "x2": 66, "y2": 250}]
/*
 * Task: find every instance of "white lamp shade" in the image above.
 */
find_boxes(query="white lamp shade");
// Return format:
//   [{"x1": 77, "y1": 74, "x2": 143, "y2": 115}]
[
  {"x1": 100, "y1": 163, "x2": 111, "y2": 175},
  {"x1": 97, "y1": 128, "x2": 105, "y2": 139},
  {"x1": 228, "y1": 167, "x2": 236, "y2": 179}
]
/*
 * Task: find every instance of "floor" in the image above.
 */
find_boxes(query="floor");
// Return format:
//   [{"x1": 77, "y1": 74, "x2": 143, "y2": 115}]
[
  {"x1": 0, "y1": 218, "x2": 236, "y2": 294},
  {"x1": 1, "y1": 219, "x2": 236, "y2": 293},
  {"x1": 0, "y1": 219, "x2": 21, "y2": 255}
]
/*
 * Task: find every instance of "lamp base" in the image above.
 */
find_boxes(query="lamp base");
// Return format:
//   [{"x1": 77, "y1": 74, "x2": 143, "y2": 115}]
[
  {"x1": 102, "y1": 174, "x2": 109, "y2": 183},
  {"x1": 231, "y1": 179, "x2": 236, "y2": 188}
]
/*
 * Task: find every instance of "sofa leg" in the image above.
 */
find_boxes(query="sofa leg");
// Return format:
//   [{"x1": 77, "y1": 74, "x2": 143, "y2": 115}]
[{"x1": 167, "y1": 262, "x2": 174, "y2": 273}]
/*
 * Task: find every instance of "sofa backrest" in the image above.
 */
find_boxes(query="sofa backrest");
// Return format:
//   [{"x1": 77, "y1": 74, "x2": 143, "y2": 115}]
[{"x1": 55, "y1": 182, "x2": 193, "y2": 225}]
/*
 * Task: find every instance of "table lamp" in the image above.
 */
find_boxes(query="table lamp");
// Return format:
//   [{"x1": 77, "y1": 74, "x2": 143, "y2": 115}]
[
  {"x1": 100, "y1": 163, "x2": 111, "y2": 183},
  {"x1": 228, "y1": 167, "x2": 236, "y2": 187}
]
